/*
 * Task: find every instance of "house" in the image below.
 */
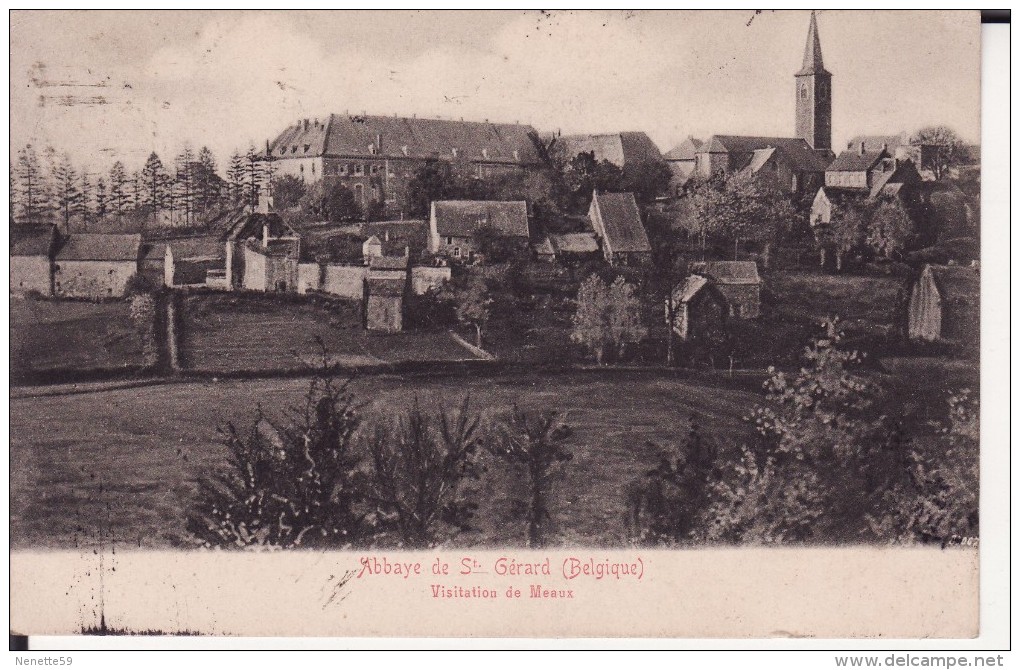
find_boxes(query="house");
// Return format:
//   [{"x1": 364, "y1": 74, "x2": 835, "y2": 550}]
[
  {"x1": 810, "y1": 155, "x2": 922, "y2": 229},
  {"x1": 267, "y1": 114, "x2": 540, "y2": 217},
  {"x1": 694, "y1": 135, "x2": 829, "y2": 196},
  {"x1": 162, "y1": 237, "x2": 226, "y2": 288},
  {"x1": 10, "y1": 225, "x2": 58, "y2": 296},
  {"x1": 365, "y1": 276, "x2": 406, "y2": 333},
  {"x1": 908, "y1": 264, "x2": 979, "y2": 347},
  {"x1": 663, "y1": 137, "x2": 703, "y2": 194},
  {"x1": 428, "y1": 200, "x2": 530, "y2": 261},
  {"x1": 667, "y1": 274, "x2": 729, "y2": 341},
  {"x1": 53, "y1": 233, "x2": 141, "y2": 298},
  {"x1": 223, "y1": 213, "x2": 300, "y2": 291},
  {"x1": 555, "y1": 131, "x2": 665, "y2": 168},
  {"x1": 588, "y1": 191, "x2": 650, "y2": 266},
  {"x1": 362, "y1": 235, "x2": 383, "y2": 261},
  {"x1": 689, "y1": 261, "x2": 762, "y2": 318}
]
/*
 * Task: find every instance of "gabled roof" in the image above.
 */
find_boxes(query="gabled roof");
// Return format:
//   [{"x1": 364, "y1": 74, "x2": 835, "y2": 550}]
[
  {"x1": 590, "y1": 191, "x2": 650, "y2": 254},
  {"x1": 828, "y1": 149, "x2": 889, "y2": 173},
  {"x1": 165, "y1": 236, "x2": 224, "y2": 262},
  {"x1": 557, "y1": 132, "x2": 664, "y2": 166},
  {"x1": 664, "y1": 137, "x2": 703, "y2": 161},
  {"x1": 363, "y1": 235, "x2": 382, "y2": 247},
  {"x1": 846, "y1": 133, "x2": 910, "y2": 154},
  {"x1": 224, "y1": 213, "x2": 297, "y2": 242},
  {"x1": 699, "y1": 135, "x2": 829, "y2": 172},
  {"x1": 10, "y1": 225, "x2": 56, "y2": 257},
  {"x1": 532, "y1": 237, "x2": 555, "y2": 256},
  {"x1": 269, "y1": 114, "x2": 540, "y2": 164},
  {"x1": 55, "y1": 234, "x2": 141, "y2": 262},
  {"x1": 431, "y1": 200, "x2": 530, "y2": 238},
  {"x1": 673, "y1": 274, "x2": 710, "y2": 304},
  {"x1": 549, "y1": 232, "x2": 599, "y2": 254},
  {"x1": 691, "y1": 261, "x2": 761, "y2": 285}
]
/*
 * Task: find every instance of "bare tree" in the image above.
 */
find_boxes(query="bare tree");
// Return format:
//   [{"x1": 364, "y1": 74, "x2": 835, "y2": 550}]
[{"x1": 910, "y1": 125, "x2": 963, "y2": 181}]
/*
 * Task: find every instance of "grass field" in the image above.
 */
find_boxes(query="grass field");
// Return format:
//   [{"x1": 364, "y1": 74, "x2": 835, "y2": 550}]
[
  {"x1": 178, "y1": 293, "x2": 479, "y2": 372},
  {"x1": 10, "y1": 299, "x2": 145, "y2": 378},
  {"x1": 10, "y1": 370, "x2": 759, "y2": 549}
]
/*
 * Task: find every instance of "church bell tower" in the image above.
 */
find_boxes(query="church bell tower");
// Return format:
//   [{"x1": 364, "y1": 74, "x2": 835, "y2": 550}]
[{"x1": 795, "y1": 11, "x2": 832, "y2": 154}]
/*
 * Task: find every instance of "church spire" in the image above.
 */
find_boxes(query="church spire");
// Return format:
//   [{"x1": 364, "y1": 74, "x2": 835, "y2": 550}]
[{"x1": 797, "y1": 11, "x2": 829, "y2": 76}]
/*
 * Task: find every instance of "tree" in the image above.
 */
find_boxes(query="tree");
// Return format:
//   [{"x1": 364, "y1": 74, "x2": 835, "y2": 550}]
[
  {"x1": 448, "y1": 273, "x2": 491, "y2": 348},
  {"x1": 490, "y1": 407, "x2": 573, "y2": 547},
  {"x1": 108, "y1": 161, "x2": 130, "y2": 216},
  {"x1": 621, "y1": 160, "x2": 673, "y2": 208},
  {"x1": 15, "y1": 145, "x2": 45, "y2": 224},
  {"x1": 95, "y1": 178, "x2": 108, "y2": 219},
  {"x1": 141, "y1": 152, "x2": 169, "y2": 219},
  {"x1": 52, "y1": 153, "x2": 80, "y2": 232},
  {"x1": 186, "y1": 356, "x2": 368, "y2": 549},
  {"x1": 627, "y1": 415, "x2": 717, "y2": 544},
  {"x1": 77, "y1": 171, "x2": 92, "y2": 231},
  {"x1": 175, "y1": 146, "x2": 196, "y2": 227},
  {"x1": 226, "y1": 151, "x2": 246, "y2": 204},
  {"x1": 867, "y1": 201, "x2": 915, "y2": 260},
  {"x1": 405, "y1": 161, "x2": 459, "y2": 217},
  {"x1": 571, "y1": 274, "x2": 646, "y2": 364},
  {"x1": 817, "y1": 201, "x2": 868, "y2": 272},
  {"x1": 910, "y1": 125, "x2": 963, "y2": 181},
  {"x1": 300, "y1": 180, "x2": 362, "y2": 222},
  {"x1": 195, "y1": 146, "x2": 220, "y2": 214},
  {"x1": 244, "y1": 144, "x2": 264, "y2": 210},
  {"x1": 272, "y1": 174, "x2": 306, "y2": 210},
  {"x1": 559, "y1": 151, "x2": 624, "y2": 214},
  {"x1": 363, "y1": 396, "x2": 483, "y2": 548}
]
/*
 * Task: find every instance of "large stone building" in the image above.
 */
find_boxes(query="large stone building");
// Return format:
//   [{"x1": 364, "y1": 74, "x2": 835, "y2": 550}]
[
  {"x1": 53, "y1": 234, "x2": 141, "y2": 299},
  {"x1": 267, "y1": 114, "x2": 540, "y2": 217}
]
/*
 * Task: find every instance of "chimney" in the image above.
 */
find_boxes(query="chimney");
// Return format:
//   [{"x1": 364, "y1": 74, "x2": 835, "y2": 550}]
[
  {"x1": 859, "y1": 141, "x2": 866, "y2": 156},
  {"x1": 303, "y1": 119, "x2": 310, "y2": 131},
  {"x1": 384, "y1": 229, "x2": 390, "y2": 242},
  {"x1": 847, "y1": 141, "x2": 853, "y2": 150},
  {"x1": 263, "y1": 224, "x2": 270, "y2": 248},
  {"x1": 376, "y1": 133, "x2": 382, "y2": 152}
]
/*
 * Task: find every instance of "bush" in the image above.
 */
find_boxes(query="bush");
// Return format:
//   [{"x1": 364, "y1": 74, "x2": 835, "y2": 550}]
[
  {"x1": 124, "y1": 273, "x2": 158, "y2": 296},
  {"x1": 362, "y1": 396, "x2": 483, "y2": 548},
  {"x1": 490, "y1": 407, "x2": 573, "y2": 547},
  {"x1": 185, "y1": 354, "x2": 367, "y2": 549}
]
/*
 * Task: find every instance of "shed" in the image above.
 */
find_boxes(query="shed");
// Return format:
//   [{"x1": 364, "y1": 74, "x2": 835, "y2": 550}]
[
  {"x1": 667, "y1": 274, "x2": 729, "y2": 341},
  {"x1": 53, "y1": 233, "x2": 141, "y2": 298},
  {"x1": 908, "y1": 264, "x2": 980, "y2": 347},
  {"x1": 689, "y1": 261, "x2": 762, "y2": 318},
  {"x1": 366, "y1": 276, "x2": 406, "y2": 333}
]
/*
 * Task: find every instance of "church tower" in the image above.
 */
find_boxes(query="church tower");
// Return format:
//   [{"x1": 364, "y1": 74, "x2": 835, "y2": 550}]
[{"x1": 795, "y1": 11, "x2": 832, "y2": 153}]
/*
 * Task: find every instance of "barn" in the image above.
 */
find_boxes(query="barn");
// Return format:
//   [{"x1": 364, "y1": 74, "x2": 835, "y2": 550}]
[
  {"x1": 53, "y1": 233, "x2": 141, "y2": 299},
  {"x1": 10, "y1": 225, "x2": 58, "y2": 296},
  {"x1": 908, "y1": 264, "x2": 980, "y2": 347},
  {"x1": 689, "y1": 261, "x2": 762, "y2": 319}
]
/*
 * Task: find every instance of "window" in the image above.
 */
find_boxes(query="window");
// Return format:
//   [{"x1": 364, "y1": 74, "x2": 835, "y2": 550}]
[
  {"x1": 355, "y1": 164, "x2": 364, "y2": 176},
  {"x1": 371, "y1": 164, "x2": 380, "y2": 175},
  {"x1": 300, "y1": 164, "x2": 304, "y2": 174},
  {"x1": 800, "y1": 84, "x2": 808, "y2": 100},
  {"x1": 291, "y1": 146, "x2": 297, "y2": 153},
  {"x1": 453, "y1": 247, "x2": 461, "y2": 258},
  {"x1": 311, "y1": 162, "x2": 316, "y2": 175},
  {"x1": 303, "y1": 144, "x2": 310, "y2": 153},
  {"x1": 446, "y1": 236, "x2": 453, "y2": 245},
  {"x1": 338, "y1": 164, "x2": 348, "y2": 175}
]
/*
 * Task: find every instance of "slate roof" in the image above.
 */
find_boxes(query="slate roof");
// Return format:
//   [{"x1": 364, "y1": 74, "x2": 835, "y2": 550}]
[
  {"x1": 690, "y1": 261, "x2": 761, "y2": 285},
  {"x1": 673, "y1": 274, "x2": 710, "y2": 304},
  {"x1": 846, "y1": 134, "x2": 910, "y2": 154},
  {"x1": 591, "y1": 191, "x2": 650, "y2": 254},
  {"x1": 55, "y1": 234, "x2": 141, "y2": 262},
  {"x1": 796, "y1": 11, "x2": 831, "y2": 76},
  {"x1": 11, "y1": 225, "x2": 56, "y2": 257},
  {"x1": 664, "y1": 137, "x2": 703, "y2": 161},
  {"x1": 557, "y1": 132, "x2": 664, "y2": 166},
  {"x1": 827, "y1": 149, "x2": 888, "y2": 173},
  {"x1": 699, "y1": 135, "x2": 829, "y2": 172},
  {"x1": 269, "y1": 114, "x2": 540, "y2": 165},
  {"x1": 549, "y1": 232, "x2": 600, "y2": 254},
  {"x1": 369, "y1": 254, "x2": 409, "y2": 271},
  {"x1": 431, "y1": 200, "x2": 530, "y2": 238},
  {"x1": 366, "y1": 276, "x2": 406, "y2": 297}
]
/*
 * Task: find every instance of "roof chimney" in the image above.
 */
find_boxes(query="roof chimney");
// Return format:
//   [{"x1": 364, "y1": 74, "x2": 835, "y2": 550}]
[
  {"x1": 376, "y1": 133, "x2": 382, "y2": 152},
  {"x1": 303, "y1": 119, "x2": 310, "y2": 131},
  {"x1": 881, "y1": 142, "x2": 888, "y2": 152},
  {"x1": 847, "y1": 141, "x2": 853, "y2": 150},
  {"x1": 859, "y1": 141, "x2": 866, "y2": 156}
]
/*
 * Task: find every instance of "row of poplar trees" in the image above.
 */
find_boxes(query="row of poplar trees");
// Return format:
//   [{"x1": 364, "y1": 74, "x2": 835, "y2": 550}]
[{"x1": 10, "y1": 144, "x2": 273, "y2": 231}]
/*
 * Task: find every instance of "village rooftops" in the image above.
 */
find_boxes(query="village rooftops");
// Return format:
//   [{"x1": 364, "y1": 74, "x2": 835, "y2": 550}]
[
  {"x1": 690, "y1": 261, "x2": 761, "y2": 285},
  {"x1": 663, "y1": 137, "x2": 704, "y2": 161},
  {"x1": 55, "y1": 233, "x2": 141, "y2": 262},
  {"x1": 10, "y1": 225, "x2": 57, "y2": 256},
  {"x1": 431, "y1": 200, "x2": 530, "y2": 238},
  {"x1": 827, "y1": 148, "x2": 890, "y2": 173},
  {"x1": 698, "y1": 135, "x2": 831, "y2": 173},
  {"x1": 555, "y1": 132, "x2": 665, "y2": 166},
  {"x1": 268, "y1": 114, "x2": 540, "y2": 164},
  {"x1": 589, "y1": 191, "x2": 650, "y2": 254}
]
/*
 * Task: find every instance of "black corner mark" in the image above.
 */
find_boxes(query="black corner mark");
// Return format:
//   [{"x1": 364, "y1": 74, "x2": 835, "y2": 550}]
[
  {"x1": 10, "y1": 634, "x2": 29, "y2": 651},
  {"x1": 981, "y1": 10, "x2": 1010, "y2": 24}
]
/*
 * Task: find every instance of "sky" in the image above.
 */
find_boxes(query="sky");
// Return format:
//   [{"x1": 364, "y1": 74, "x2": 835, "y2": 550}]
[{"x1": 9, "y1": 9, "x2": 981, "y2": 175}]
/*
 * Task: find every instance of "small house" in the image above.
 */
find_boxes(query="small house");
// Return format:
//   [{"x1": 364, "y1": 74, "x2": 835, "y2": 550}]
[
  {"x1": 689, "y1": 261, "x2": 761, "y2": 318},
  {"x1": 588, "y1": 191, "x2": 651, "y2": 266},
  {"x1": 362, "y1": 235, "x2": 383, "y2": 261},
  {"x1": 428, "y1": 200, "x2": 530, "y2": 261},
  {"x1": 163, "y1": 237, "x2": 226, "y2": 288},
  {"x1": 223, "y1": 212, "x2": 300, "y2": 290},
  {"x1": 10, "y1": 225, "x2": 58, "y2": 296},
  {"x1": 53, "y1": 233, "x2": 141, "y2": 298},
  {"x1": 908, "y1": 264, "x2": 980, "y2": 346},
  {"x1": 667, "y1": 274, "x2": 729, "y2": 341}
]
